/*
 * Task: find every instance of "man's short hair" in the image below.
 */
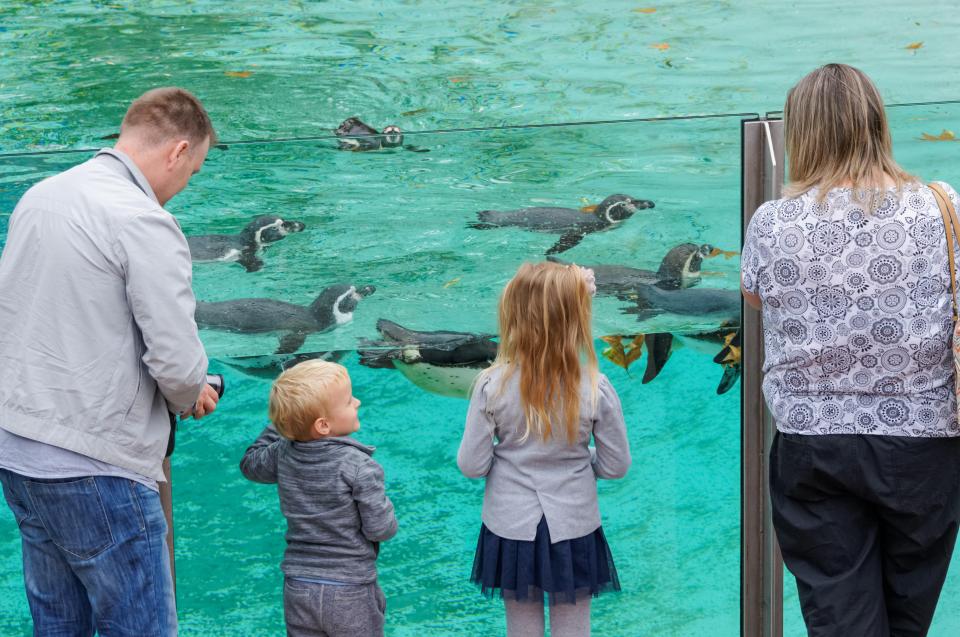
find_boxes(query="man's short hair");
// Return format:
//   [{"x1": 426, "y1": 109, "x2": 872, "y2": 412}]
[
  {"x1": 120, "y1": 87, "x2": 217, "y2": 147},
  {"x1": 268, "y1": 360, "x2": 351, "y2": 441}
]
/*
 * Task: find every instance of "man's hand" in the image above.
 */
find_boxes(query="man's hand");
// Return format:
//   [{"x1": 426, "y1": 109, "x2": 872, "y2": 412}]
[{"x1": 184, "y1": 383, "x2": 220, "y2": 420}]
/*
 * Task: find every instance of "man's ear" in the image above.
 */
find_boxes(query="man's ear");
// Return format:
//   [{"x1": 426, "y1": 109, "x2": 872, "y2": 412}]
[
  {"x1": 312, "y1": 416, "x2": 330, "y2": 437},
  {"x1": 167, "y1": 139, "x2": 190, "y2": 167}
]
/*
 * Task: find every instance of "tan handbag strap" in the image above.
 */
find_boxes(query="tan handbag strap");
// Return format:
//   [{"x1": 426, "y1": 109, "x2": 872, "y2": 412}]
[{"x1": 930, "y1": 182, "x2": 960, "y2": 321}]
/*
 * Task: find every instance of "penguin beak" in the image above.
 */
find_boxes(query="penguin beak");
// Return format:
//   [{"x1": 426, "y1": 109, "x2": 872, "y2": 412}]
[
  {"x1": 285, "y1": 221, "x2": 306, "y2": 233},
  {"x1": 630, "y1": 198, "x2": 655, "y2": 210},
  {"x1": 356, "y1": 285, "x2": 376, "y2": 298}
]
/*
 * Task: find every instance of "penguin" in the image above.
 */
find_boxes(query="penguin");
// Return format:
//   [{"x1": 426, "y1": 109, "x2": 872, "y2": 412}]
[
  {"x1": 195, "y1": 284, "x2": 375, "y2": 354},
  {"x1": 357, "y1": 319, "x2": 497, "y2": 399},
  {"x1": 618, "y1": 283, "x2": 741, "y2": 322},
  {"x1": 468, "y1": 194, "x2": 655, "y2": 255},
  {"x1": 334, "y1": 117, "x2": 429, "y2": 152},
  {"x1": 186, "y1": 215, "x2": 306, "y2": 273},
  {"x1": 548, "y1": 242, "x2": 719, "y2": 293},
  {"x1": 221, "y1": 350, "x2": 348, "y2": 380}
]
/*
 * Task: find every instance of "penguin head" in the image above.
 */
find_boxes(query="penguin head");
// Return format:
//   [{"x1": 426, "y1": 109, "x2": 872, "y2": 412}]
[
  {"x1": 241, "y1": 216, "x2": 305, "y2": 246},
  {"x1": 310, "y1": 284, "x2": 376, "y2": 327},
  {"x1": 597, "y1": 195, "x2": 655, "y2": 223},
  {"x1": 381, "y1": 125, "x2": 404, "y2": 148},
  {"x1": 656, "y1": 243, "x2": 706, "y2": 290}
]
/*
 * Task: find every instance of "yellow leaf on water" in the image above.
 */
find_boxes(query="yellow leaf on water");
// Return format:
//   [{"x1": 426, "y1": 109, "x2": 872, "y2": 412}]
[
  {"x1": 401, "y1": 107, "x2": 429, "y2": 117},
  {"x1": 449, "y1": 76, "x2": 468, "y2": 83},
  {"x1": 443, "y1": 277, "x2": 461, "y2": 288},
  {"x1": 707, "y1": 247, "x2": 740, "y2": 259},
  {"x1": 905, "y1": 41, "x2": 924, "y2": 50},
  {"x1": 633, "y1": 7, "x2": 657, "y2": 13},
  {"x1": 225, "y1": 70, "x2": 252, "y2": 78},
  {"x1": 601, "y1": 335, "x2": 645, "y2": 371},
  {"x1": 920, "y1": 129, "x2": 957, "y2": 141},
  {"x1": 651, "y1": 42, "x2": 670, "y2": 51}
]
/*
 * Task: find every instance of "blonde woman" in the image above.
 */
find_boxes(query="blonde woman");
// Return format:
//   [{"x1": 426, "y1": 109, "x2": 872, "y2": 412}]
[
  {"x1": 742, "y1": 63, "x2": 960, "y2": 636},
  {"x1": 458, "y1": 262, "x2": 631, "y2": 637}
]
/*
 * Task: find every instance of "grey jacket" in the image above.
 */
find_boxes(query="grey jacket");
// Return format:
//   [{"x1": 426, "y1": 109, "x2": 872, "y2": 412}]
[
  {"x1": 240, "y1": 427, "x2": 398, "y2": 584},
  {"x1": 457, "y1": 367, "x2": 631, "y2": 542},
  {"x1": 0, "y1": 149, "x2": 208, "y2": 481}
]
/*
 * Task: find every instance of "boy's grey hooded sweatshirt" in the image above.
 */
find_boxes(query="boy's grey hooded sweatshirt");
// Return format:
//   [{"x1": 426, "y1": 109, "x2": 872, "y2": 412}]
[{"x1": 241, "y1": 426, "x2": 397, "y2": 584}]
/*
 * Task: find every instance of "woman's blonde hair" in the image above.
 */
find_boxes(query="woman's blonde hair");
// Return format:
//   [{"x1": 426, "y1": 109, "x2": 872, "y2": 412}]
[
  {"x1": 488, "y1": 261, "x2": 598, "y2": 444},
  {"x1": 783, "y1": 63, "x2": 915, "y2": 205},
  {"x1": 269, "y1": 360, "x2": 350, "y2": 441}
]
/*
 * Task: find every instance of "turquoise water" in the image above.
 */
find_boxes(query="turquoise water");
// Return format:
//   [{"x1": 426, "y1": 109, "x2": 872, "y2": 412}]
[{"x1": 1, "y1": 2, "x2": 960, "y2": 635}]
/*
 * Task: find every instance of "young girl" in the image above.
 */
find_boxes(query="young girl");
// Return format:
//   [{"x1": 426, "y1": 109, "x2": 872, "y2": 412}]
[{"x1": 457, "y1": 261, "x2": 631, "y2": 637}]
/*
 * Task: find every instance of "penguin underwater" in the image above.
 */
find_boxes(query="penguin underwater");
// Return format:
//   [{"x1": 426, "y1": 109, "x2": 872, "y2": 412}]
[
  {"x1": 358, "y1": 319, "x2": 497, "y2": 399},
  {"x1": 186, "y1": 215, "x2": 306, "y2": 272},
  {"x1": 195, "y1": 284, "x2": 375, "y2": 355},
  {"x1": 548, "y1": 242, "x2": 720, "y2": 293},
  {"x1": 334, "y1": 117, "x2": 429, "y2": 152},
  {"x1": 468, "y1": 194, "x2": 655, "y2": 255}
]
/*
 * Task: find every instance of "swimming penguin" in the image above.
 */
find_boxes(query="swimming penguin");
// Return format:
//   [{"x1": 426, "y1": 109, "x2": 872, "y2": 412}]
[
  {"x1": 619, "y1": 283, "x2": 740, "y2": 322},
  {"x1": 358, "y1": 319, "x2": 497, "y2": 399},
  {"x1": 195, "y1": 284, "x2": 375, "y2": 354},
  {"x1": 222, "y1": 350, "x2": 348, "y2": 380},
  {"x1": 548, "y1": 242, "x2": 718, "y2": 293},
  {"x1": 469, "y1": 194, "x2": 655, "y2": 255},
  {"x1": 187, "y1": 215, "x2": 306, "y2": 273},
  {"x1": 334, "y1": 117, "x2": 429, "y2": 152}
]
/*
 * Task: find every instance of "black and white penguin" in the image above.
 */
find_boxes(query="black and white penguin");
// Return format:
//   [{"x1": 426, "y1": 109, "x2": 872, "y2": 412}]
[
  {"x1": 187, "y1": 215, "x2": 306, "y2": 273},
  {"x1": 195, "y1": 284, "x2": 375, "y2": 354},
  {"x1": 469, "y1": 194, "x2": 655, "y2": 255},
  {"x1": 358, "y1": 319, "x2": 498, "y2": 399},
  {"x1": 548, "y1": 242, "x2": 716, "y2": 293},
  {"x1": 333, "y1": 117, "x2": 432, "y2": 153},
  {"x1": 619, "y1": 284, "x2": 740, "y2": 322}
]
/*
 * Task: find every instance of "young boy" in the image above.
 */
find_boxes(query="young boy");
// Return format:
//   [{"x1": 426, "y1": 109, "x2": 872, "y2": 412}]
[{"x1": 241, "y1": 360, "x2": 397, "y2": 637}]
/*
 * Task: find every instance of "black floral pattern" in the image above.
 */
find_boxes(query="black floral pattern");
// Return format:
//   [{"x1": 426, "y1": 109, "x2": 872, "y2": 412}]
[{"x1": 742, "y1": 184, "x2": 958, "y2": 436}]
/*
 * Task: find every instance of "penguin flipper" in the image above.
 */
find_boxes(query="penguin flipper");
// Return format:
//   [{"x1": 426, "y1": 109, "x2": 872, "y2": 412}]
[
  {"x1": 276, "y1": 331, "x2": 308, "y2": 355},
  {"x1": 468, "y1": 221, "x2": 498, "y2": 230},
  {"x1": 546, "y1": 232, "x2": 586, "y2": 255},
  {"x1": 642, "y1": 333, "x2": 674, "y2": 384},
  {"x1": 545, "y1": 256, "x2": 572, "y2": 266},
  {"x1": 238, "y1": 250, "x2": 264, "y2": 273},
  {"x1": 403, "y1": 145, "x2": 430, "y2": 153},
  {"x1": 716, "y1": 364, "x2": 741, "y2": 395}
]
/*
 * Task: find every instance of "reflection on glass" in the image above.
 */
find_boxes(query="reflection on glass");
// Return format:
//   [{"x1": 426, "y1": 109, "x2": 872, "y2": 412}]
[{"x1": 0, "y1": 115, "x2": 744, "y2": 635}]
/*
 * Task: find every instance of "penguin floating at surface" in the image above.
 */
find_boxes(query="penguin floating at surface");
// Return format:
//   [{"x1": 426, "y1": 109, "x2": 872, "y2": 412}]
[
  {"x1": 222, "y1": 350, "x2": 348, "y2": 381},
  {"x1": 469, "y1": 194, "x2": 655, "y2": 255},
  {"x1": 358, "y1": 319, "x2": 497, "y2": 399},
  {"x1": 195, "y1": 284, "x2": 375, "y2": 355},
  {"x1": 547, "y1": 242, "x2": 724, "y2": 293},
  {"x1": 186, "y1": 215, "x2": 306, "y2": 272},
  {"x1": 334, "y1": 117, "x2": 429, "y2": 152}
]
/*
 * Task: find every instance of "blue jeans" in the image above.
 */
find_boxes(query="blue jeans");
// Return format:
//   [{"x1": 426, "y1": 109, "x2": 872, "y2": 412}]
[{"x1": 0, "y1": 469, "x2": 177, "y2": 636}]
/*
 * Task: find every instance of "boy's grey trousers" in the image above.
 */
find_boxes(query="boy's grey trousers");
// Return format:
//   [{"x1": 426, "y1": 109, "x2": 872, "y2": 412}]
[{"x1": 284, "y1": 578, "x2": 385, "y2": 637}]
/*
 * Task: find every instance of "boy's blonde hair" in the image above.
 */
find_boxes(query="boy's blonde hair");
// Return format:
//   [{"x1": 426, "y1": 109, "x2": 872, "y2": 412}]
[{"x1": 269, "y1": 360, "x2": 350, "y2": 441}]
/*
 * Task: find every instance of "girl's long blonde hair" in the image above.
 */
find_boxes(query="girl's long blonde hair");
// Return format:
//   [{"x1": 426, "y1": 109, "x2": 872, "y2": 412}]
[
  {"x1": 783, "y1": 63, "x2": 915, "y2": 206},
  {"x1": 488, "y1": 261, "x2": 598, "y2": 444}
]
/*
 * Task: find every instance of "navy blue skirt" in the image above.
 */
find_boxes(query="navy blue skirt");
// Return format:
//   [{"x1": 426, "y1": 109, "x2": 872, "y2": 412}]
[{"x1": 470, "y1": 517, "x2": 620, "y2": 605}]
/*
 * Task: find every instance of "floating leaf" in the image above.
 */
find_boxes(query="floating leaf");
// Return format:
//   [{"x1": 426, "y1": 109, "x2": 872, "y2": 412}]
[
  {"x1": 633, "y1": 7, "x2": 657, "y2": 13},
  {"x1": 225, "y1": 70, "x2": 252, "y2": 78},
  {"x1": 651, "y1": 42, "x2": 670, "y2": 51},
  {"x1": 449, "y1": 76, "x2": 468, "y2": 83},
  {"x1": 920, "y1": 129, "x2": 957, "y2": 142},
  {"x1": 443, "y1": 277, "x2": 461, "y2": 288},
  {"x1": 601, "y1": 335, "x2": 645, "y2": 371},
  {"x1": 401, "y1": 107, "x2": 428, "y2": 117},
  {"x1": 717, "y1": 332, "x2": 742, "y2": 367},
  {"x1": 905, "y1": 41, "x2": 924, "y2": 50}
]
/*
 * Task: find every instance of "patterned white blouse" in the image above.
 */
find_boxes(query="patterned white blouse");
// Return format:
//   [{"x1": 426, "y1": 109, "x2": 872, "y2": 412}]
[{"x1": 742, "y1": 182, "x2": 960, "y2": 437}]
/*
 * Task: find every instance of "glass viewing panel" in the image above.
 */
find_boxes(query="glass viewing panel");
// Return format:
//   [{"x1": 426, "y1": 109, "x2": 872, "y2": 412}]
[{"x1": 0, "y1": 114, "x2": 747, "y2": 635}]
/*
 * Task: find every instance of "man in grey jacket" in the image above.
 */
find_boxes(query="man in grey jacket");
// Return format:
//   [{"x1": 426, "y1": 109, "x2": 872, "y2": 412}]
[{"x1": 0, "y1": 87, "x2": 219, "y2": 636}]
